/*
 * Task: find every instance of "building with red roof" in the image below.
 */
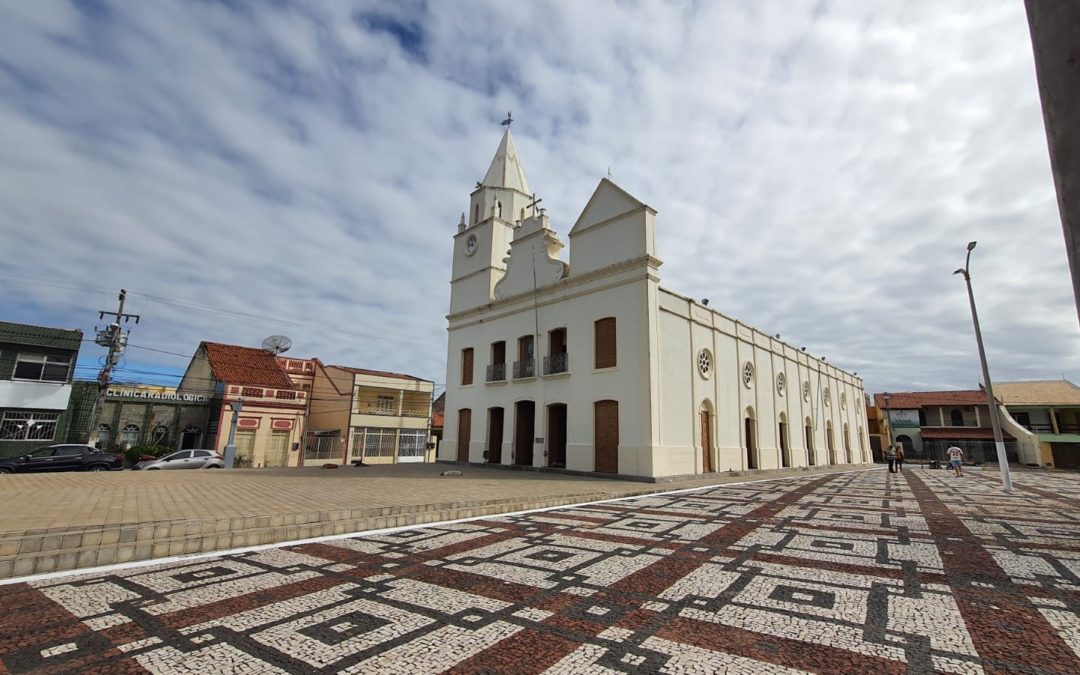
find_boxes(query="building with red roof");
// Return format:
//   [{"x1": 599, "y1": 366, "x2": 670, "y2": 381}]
[
  {"x1": 179, "y1": 342, "x2": 311, "y2": 467},
  {"x1": 872, "y1": 389, "x2": 1016, "y2": 464}
]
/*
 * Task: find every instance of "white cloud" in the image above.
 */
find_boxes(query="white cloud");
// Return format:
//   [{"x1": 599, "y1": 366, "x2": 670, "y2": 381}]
[{"x1": 0, "y1": 0, "x2": 1075, "y2": 394}]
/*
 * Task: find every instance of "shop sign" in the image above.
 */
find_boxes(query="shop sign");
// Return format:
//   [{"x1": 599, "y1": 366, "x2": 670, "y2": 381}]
[
  {"x1": 888, "y1": 410, "x2": 921, "y2": 428},
  {"x1": 107, "y1": 389, "x2": 209, "y2": 403}
]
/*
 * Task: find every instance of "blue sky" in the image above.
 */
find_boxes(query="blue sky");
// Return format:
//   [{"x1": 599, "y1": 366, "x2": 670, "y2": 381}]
[{"x1": 0, "y1": 0, "x2": 1075, "y2": 395}]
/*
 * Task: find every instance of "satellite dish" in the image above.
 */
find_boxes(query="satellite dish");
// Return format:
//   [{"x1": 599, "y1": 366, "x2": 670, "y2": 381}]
[{"x1": 261, "y1": 335, "x2": 293, "y2": 355}]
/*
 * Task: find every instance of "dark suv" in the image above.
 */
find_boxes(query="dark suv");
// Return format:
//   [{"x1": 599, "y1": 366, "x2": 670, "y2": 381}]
[{"x1": 0, "y1": 445, "x2": 124, "y2": 473}]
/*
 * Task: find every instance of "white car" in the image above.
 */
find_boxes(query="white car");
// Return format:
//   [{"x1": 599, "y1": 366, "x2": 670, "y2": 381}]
[{"x1": 135, "y1": 449, "x2": 224, "y2": 470}]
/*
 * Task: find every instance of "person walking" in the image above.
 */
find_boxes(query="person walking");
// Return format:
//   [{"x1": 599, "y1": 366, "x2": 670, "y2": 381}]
[
  {"x1": 885, "y1": 444, "x2": 896, "y2": 473},
  {"x1": 895, "y1": 445, "x2": 904, "y2": 472},
  {"x1": 947, "y1": 445, "x2": 965, "y2": 477}
]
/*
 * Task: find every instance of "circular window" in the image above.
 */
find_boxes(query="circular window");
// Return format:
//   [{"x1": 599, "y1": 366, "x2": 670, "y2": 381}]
[
  {"x1": 742, "y1": 362, "x2": 754, "y2": 388},
  {"x1": 802, "y1": 381, "x2": 811, "y2": 401},
  {"x1": 697, "y1": 349, "x2": 713, "y2": 379},
  {"x1": 841, "y1": 392, "x2": 847, "y2": 409},
  {"x1": 824, "y1": 387, "x2": 831, "y2": 407},
  {"x1": 776, "y1": 372, "x2": 786, "y2": 396}
]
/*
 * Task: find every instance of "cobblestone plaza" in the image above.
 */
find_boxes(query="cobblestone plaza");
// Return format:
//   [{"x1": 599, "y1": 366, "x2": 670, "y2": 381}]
[{"x1": 4, "y1": 468, "x2": 1080, "y2": 673}]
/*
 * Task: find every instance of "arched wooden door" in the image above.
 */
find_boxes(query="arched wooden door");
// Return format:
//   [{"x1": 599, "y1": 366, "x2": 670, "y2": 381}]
[
  {"x1": 700, "y1": 410, "x2": 713, "y2": 473},
  {"x1": 457, "y1": 409, "x2": 471, "y2": 462},
  {"x1": 594, "y1": 400, "x2": 619, "y2": 473}
]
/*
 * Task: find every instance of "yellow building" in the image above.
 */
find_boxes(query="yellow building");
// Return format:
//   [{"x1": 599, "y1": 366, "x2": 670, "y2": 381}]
[
  {"x1": 996, "y1": 380, "x2": 1080, "y2": 468},
  {"x1": 304, "y1": 364, "x2": 433, "y2": 466}
]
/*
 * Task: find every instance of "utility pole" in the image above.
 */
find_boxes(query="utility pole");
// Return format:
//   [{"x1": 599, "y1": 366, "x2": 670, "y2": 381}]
[{"x1": 91, "y1": 289, "x2": 140, "y2": 448}]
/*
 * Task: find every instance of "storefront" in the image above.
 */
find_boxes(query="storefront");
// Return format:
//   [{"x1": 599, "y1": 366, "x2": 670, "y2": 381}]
[{"x1": 93, "y1": 385, "x2": 214, "y2": 451}]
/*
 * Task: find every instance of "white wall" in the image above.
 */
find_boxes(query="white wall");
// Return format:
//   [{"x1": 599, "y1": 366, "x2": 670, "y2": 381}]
[
  {"x1": 442, "y1": 266, "x2": 655, "y2": 476},
  {"x1": 0, "y1": 381, "x2": 72, "y2": 410},
  {"x1": 656, "y1": 289, "x2": 870, "y2": 476}
]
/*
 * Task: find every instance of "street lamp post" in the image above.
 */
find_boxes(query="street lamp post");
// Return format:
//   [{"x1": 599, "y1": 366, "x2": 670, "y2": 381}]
[
  {"x1": 223, "y1": 400, "x2": 243, "y2": 469},
  {"x1": 954, "y1": 241, "x2": 1013, "y2": 493}
]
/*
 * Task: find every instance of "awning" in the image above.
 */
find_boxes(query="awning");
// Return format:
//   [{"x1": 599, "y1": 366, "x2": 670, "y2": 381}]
[
  {"x1": 1040, "y1": 434, "x2": 1080, "y2": 443},
  {"x1": 919, "y1": 427, "x2": 1014, "y2": 441}
]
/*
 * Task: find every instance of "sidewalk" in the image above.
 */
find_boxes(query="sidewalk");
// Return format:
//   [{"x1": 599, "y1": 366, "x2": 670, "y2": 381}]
[{"x1": 0, "y1": 463, "x2": 866, "y2": 579}]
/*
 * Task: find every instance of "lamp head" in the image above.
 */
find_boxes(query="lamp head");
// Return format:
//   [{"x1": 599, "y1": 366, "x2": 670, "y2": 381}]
[
  {"x1": 953, "y1": 269, "x2": 964, "y2": 276},
  {"x1": 967, "y1": 241, "x2": 977, "y2": 251}
]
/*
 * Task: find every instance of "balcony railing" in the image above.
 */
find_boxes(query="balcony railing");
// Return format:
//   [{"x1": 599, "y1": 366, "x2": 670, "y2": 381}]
[
  {"x1": 544, "y1": 352, "x2": 569, "y2": 375},
  {"x1": 513, "y1": 359, "x2": 535, "y2": 379},
  {"x1": 1022, "y1": 422, "x2": 1080, "y2": 434},
  {"x1": 356, "y1": 403, "x2": 429, "y2": 418},
  {"x1": 486, "y1": 362, "x2": 506, "y2": 383}
]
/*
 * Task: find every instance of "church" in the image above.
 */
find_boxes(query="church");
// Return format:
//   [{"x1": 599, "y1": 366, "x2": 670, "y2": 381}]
[{"x1": 439, "y1": 126, "x2": 870, "y2": 479}]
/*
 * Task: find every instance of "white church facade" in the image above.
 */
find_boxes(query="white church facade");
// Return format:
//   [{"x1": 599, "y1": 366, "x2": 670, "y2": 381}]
[{"x1": 439, "y1": 127, "x2": 871, "y2": 479}]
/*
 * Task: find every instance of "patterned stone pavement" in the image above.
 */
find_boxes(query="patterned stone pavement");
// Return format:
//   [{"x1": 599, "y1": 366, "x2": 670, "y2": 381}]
[{"x1": 4, "y1": 467, "x2": 1080, "y2": 674}]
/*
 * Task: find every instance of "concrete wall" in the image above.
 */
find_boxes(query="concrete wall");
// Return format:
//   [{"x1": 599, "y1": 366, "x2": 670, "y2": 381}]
[{"x1": 1025, "y1": 0, "x2": 1080, "y2": 325}]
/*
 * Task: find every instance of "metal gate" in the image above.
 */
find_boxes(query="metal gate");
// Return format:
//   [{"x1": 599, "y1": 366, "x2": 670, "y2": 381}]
[
  {"x1": 921, "y1": 440, "x2": 1019, "y2": 465},
  {"x1": 303, "y1": 433, "x2": 343, "y2": 464}
]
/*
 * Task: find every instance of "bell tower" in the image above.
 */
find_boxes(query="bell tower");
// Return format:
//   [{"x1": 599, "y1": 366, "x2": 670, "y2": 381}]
[{"x1": 450, "y1": 123, "x2": 535, "y2": 315}]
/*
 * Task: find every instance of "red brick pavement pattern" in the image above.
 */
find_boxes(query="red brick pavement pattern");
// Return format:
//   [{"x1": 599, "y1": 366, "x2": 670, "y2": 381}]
[
  {"x1": 5, "y1": 468, "x2": 1080, "y2": 672},
  {"x1": 905, "y1": 471, "x2": 1080, "y2": 674}
]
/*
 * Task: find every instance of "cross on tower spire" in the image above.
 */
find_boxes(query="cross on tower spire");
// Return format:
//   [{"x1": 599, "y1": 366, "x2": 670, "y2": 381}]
[{"x1": 501, "y1": 111, "x2": 513, "y2": 127}]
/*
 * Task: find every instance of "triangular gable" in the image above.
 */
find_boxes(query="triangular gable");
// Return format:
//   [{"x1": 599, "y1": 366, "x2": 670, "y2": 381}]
[{"x1": 570, "y1": 178, "x2": 653, "y2": 235}]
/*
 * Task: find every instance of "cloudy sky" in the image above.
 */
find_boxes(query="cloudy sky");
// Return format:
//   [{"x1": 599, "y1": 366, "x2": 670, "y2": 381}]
[{"x1": 0, "y1": 0, "x2": 1075, "y2": 396}]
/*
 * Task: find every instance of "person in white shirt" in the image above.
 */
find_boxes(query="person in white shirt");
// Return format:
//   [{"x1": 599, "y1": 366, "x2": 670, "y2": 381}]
[{"x1": 946, "y1": 445, "x2": 965, "y2": 477}]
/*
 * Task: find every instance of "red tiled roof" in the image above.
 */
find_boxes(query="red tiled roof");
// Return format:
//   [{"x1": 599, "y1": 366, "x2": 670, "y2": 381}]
[
  {"x1": 328, "y1": 365, "x2": 428, "y2": 382},
  {"x1": 873, "y1": 390, "x2": 991, "y2": 409},
  {"x1": 919, "y1": 427, "x2": 1014, "y2": 441},
  {"x1": 202, "y1": 342, "x2": 295, "y2": 389}
]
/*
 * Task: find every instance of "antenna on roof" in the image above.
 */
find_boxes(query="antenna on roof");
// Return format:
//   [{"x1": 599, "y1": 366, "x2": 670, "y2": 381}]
[{"x1": 261, "y1": 335, "x2": 293, "y2": 355}]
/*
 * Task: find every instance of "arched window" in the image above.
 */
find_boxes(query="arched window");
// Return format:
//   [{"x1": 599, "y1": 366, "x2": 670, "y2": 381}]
[
  {"x1": 497, "y1": 201, "x2": 503, "y2": 218},
  {"x1": 805, "y1": 417, "x2": 815, "y2": 466},
  {"x1": 180, "y1": 426, "x2": 203, "y2": 450},
  {"x1": 594, "y1": 317, "x2": 617, "y2": 369},
  {"x1": 950, "y1": 409, "x2": 964, "y2": 427},
  {"x1": 120, "y1": 424, "x2": 139, "y2": 449},
  {"x1": 473, "y1": 204, "x2": 479, "y2": 224},
  {"x1": 896, "y1": 434, "x2": 914, "y2": 452},
  {"x1": 520, "y1": 207, "x2": 525, "y2": 222},
  {"x1": 826, "y1": 420, "x2": 835, "y2": 464},
  {"x1": 151, "y1": 424, "x2": 169, "y2": 446},
  {"x1": 97, "y1": 423, "x2": 111, "y2": 449},
  {"x1": 843, "y1": 422, "x2": 851, "y2": 463}
]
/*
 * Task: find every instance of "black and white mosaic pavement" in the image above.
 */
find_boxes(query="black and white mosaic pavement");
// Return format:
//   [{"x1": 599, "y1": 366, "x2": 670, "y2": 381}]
[{"x1": 4, "y1": 468, "x2": 1080, "y2": 673}]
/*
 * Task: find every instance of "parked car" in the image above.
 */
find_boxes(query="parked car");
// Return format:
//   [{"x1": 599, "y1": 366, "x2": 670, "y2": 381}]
[
  {"x1": 0, "y1": 445, "x2": 124, "y2": 473},
  {"x1": 134, "y1": 449, "x2": 224, "y2": 470}
]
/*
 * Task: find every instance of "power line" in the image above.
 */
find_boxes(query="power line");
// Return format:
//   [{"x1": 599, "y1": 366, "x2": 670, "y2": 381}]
[{"x1": 1, "y1": 275, "x2": 438, "y2": 347}]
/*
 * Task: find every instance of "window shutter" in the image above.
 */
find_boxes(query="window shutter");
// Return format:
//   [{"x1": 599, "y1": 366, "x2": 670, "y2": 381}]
[
  {"x1": 461, "y1": 348, "x2": 474, "y2": 385},
  {"x1": 594, "y1": 318, "x2": 617, "y2": 369}
]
